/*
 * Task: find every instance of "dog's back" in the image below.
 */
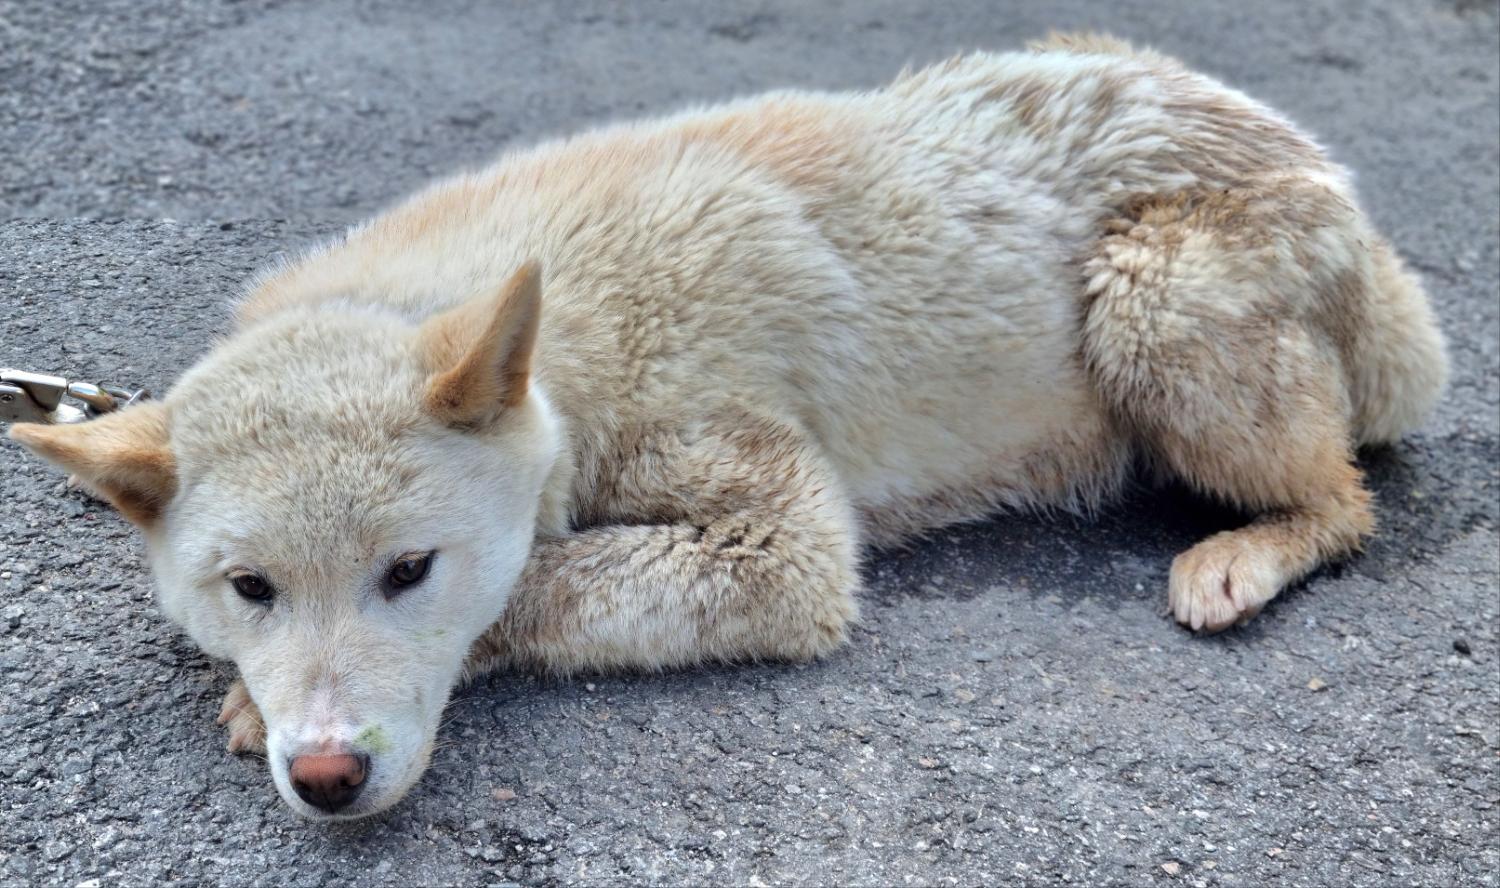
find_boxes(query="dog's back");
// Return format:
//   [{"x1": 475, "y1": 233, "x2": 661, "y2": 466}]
[{"x1": 243, "y1": 41, "x2": 1441, "y2": 542}]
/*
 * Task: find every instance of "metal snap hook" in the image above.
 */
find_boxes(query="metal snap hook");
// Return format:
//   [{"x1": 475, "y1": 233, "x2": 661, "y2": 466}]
[{"x1": 1, "y1": 368, "x2": 148, "y2": 425}]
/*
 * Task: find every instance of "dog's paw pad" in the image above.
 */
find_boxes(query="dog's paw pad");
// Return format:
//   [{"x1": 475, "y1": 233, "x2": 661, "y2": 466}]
[
  {"x1": 1169, "y1": 534, "x2": 1285, "y2": 633},
  {"x1": 217, "y1": 678, "x2": 267, "y2": 756}
]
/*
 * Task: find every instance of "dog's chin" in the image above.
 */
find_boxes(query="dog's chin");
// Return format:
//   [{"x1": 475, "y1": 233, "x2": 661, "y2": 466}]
[
  {"x1": 277, "y1": 777, "x2": 407, "y2": 822},
  {"x1": 284, "y1": 795, "x2": 385, "y2": 822}
]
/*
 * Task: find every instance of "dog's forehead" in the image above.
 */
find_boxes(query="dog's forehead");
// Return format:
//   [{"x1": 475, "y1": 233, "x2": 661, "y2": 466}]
[
  {"x1": 169, "y1": 308, "x2": 427, "y2": 455},
  {"x1": 174, "y1": 426, "x2": 424, "y2": 525},
  {"x1": 163, "y1": 309, "x2": 452, "y2": 565},
  {"x1": 168, "y1": 436, "x2": 464, "y2": 590}
]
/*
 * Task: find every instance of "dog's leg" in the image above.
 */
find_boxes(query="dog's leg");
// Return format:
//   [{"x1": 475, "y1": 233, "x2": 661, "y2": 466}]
[
  {"x1": 466, "y1": 411, "x2": 860, "y2": 676},
  {"x1": 1082, "y1": 184, "x2": 1379, "y2": 631},
  {"x1": 217, "y1": 677, "x2": 267, "y2": 755}
]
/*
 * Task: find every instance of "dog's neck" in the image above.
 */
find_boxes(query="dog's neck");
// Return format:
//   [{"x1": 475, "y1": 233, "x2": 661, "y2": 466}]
[
  {"x1": 525, "y1": 381, "x2": 578, "y2": 539},
  {"x1": 525, "y1": 297, "x2": 634, "y2": 536}
]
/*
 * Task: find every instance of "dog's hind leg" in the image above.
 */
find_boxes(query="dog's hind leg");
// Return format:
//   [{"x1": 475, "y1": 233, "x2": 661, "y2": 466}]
[
  {"x1": 466, "y1": 408, "x2": 860, "y2": 676},
  {"x1": 1082, "y1": 183, "x2": 1386, "y2": 632}
]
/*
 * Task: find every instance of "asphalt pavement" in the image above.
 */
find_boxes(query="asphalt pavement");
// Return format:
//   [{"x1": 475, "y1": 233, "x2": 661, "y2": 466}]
[{"x1": 1, "y1": 1, "x2": 1497, "y2": 885}]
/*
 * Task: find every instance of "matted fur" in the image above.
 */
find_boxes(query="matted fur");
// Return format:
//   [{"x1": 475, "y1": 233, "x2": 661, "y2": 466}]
[{"x1": 10, "y1": 35, "x2": 1446, "y2": 818}]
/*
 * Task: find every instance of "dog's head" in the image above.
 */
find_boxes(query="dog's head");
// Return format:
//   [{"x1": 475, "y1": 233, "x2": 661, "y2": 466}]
[{"x1": 10, "y1": 264, "x2": 562, "y2": 819}]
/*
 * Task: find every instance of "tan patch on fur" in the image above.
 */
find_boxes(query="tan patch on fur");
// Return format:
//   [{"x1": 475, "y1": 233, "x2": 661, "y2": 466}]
[
  {"x1": 1028, "y1": 31, "x2": 1146, "y2": 58},
  {"x1": 382, "y1": 177, "x2": 501, "y2": 245},
  {"x1": 1159, "y1": 90, "x2": 1328, "y2": 187},
  {"x1": 980, "y1": 75, "x2": 1057, "y2": 134},
  {"x1": 677, "y1": 100, "x2": 862, "y2": 193},
  {"x1": 1028, "y1": 34, "x2": 1327, "y2": 192}
]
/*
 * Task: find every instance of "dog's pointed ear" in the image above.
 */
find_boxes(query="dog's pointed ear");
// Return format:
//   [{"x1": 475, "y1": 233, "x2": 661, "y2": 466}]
[
  {"x1": 418, "y1": 261, "x2": 543, "y2": 428},
  {"x1": 8, "y1": 401, "x2": 177, "y2": 525}
]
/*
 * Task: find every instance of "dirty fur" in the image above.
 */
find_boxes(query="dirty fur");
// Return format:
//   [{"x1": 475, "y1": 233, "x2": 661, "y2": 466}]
[{"x1": 10, "y1": 35, "x2": 1447, "y2": 818}]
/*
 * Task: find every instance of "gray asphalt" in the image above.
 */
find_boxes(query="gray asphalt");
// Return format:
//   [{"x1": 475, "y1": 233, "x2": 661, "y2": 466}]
[{"x1": 1, "y1": 2, "x2": 1497, "y2": 886}]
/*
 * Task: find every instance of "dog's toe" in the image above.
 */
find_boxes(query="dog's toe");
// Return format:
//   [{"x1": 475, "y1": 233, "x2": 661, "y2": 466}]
[
  {"x1": 1169, "y1": 533, "x2": 1284, "y2": 633},
  {"x1": 218, "y1": 678, "x2": 267, "y2": 756}
]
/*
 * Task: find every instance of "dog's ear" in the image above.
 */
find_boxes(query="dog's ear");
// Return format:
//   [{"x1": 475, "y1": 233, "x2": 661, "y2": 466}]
[
  {"x1": 418, "y1": 261, "x2": 543, "y2": 428},
  {"x1": 8, "y1": 401, "x2": 177, "y2": 525}
]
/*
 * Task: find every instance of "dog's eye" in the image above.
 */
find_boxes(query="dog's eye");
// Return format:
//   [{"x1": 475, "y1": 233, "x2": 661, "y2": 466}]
[
  {"x1": 384, "y1": 551, "x2": 434, "y2": 595},
  {"x1": 230, "y1": 572, "x2": 275, "y2": 605}
]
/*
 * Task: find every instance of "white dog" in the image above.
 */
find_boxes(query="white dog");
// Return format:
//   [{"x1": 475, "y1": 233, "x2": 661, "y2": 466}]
[{"x1": 11, "y1": 34, "x2": 1446, "y2": 819}]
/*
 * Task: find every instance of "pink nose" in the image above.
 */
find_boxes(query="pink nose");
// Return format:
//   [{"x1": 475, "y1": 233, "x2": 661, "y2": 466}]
[{"x1": 289, "y1": 752, "x2": 369, "y2": 813}]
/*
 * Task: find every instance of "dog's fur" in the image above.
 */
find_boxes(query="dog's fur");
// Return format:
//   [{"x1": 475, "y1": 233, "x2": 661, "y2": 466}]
[{"x1": 10, "y1": 35, "x2": 1447, "y2": 819}]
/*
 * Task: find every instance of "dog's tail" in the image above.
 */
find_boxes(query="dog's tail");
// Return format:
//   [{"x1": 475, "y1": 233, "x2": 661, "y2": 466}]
[{"x1": 1347, "y1": 241, "x2": 1448, "y2": 446}]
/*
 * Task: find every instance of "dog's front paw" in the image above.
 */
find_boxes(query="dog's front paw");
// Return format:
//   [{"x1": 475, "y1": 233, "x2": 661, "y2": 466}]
[
  {"x1": 216, "y1": 678, "x2": 267, "y2": 755},
  {"x1": 1169, "y1": 532, "x2": 1284, "y2": 633}
]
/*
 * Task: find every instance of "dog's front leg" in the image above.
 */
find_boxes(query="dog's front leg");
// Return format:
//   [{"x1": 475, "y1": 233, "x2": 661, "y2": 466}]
[
  {"x1": 466, "y1": 412, "x2": 862, "y2": 677},
  {"x1": 216, "y1": 676, "x2": 267, "y2": 755}
]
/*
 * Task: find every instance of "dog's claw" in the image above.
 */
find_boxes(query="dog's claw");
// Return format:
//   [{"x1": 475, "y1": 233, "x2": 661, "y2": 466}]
[
  {"x1": 218, "y1": 678, "x2": 267, "y2": 755},
  {"x1": 1169, "y1": 533, "x2": 1283, "y2": 633}
]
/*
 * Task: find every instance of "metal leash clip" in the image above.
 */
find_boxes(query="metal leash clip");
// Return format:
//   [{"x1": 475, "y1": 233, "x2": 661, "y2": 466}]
[{"x1": 0, "y1": 368, "x2": 149, "y2": 425}]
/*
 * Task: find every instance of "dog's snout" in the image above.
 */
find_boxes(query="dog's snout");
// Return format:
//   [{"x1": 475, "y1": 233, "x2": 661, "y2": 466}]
[{"x1": 289, "y1": 752, "x2": 369, "y2": 814}]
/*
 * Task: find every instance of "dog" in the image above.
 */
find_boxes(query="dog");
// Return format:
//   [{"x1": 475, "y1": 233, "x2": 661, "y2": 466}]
[{"x1": 9, "y1": 34, "x2": 1447, "y2": 819}]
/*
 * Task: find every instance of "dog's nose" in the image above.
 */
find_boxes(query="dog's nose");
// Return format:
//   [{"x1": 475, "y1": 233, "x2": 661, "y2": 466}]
[{"x1": 289, "y1": 752, "x2": 369, "y2": 814}]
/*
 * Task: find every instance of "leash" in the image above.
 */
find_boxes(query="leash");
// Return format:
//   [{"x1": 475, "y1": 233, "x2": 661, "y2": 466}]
[{"x1": 0, "y1": 368, "x2": 149, "y2": 425}]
